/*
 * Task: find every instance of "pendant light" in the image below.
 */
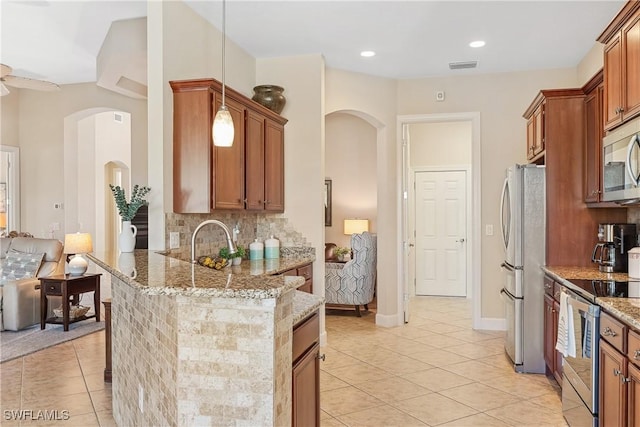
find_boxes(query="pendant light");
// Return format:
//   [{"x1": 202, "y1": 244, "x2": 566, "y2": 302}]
[{"x1": 212, "y1": 0, "x2": 234, "y2": 147}]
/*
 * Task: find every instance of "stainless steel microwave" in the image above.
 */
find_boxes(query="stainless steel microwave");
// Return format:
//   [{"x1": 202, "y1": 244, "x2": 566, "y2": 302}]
[{"x1": 602, "y1": 117, "x2": 640, "y2": 203}]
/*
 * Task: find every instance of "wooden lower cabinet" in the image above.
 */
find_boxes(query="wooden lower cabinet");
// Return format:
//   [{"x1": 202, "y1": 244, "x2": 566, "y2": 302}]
[
  {"x1": 629, "y1": 363, "x2": 640, "y2": 427},
  {"x1": 292, "y1": 311, "x2": 321, "y2": 427},
  {"x1": 600, "y1": 339, "x2": 627, "y2": 427},
  {"x1": 599, "y1": 311, "x2": 640, "y2": 427},
  {"x1": 281, "y1": 262, "x2": 313, "y2": 293},
  {"x1": 543, "y1": 278, "x2": 562, "y2": 384}
]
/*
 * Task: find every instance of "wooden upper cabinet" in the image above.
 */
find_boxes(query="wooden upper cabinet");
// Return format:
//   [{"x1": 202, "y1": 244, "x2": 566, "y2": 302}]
[
  {"x1": 524, "y1": 99, "x2": 545, "y2": 163},
  {"x1": 213, "y1": 94, "x2": 246, "y2": 210},
  {"x1": 170, "y1": 77, "x2": 287, "y2": 213},
  {"x1": 245, "y1": 110, "x2": 266, "y2": 211},
  {"x1": 265, "y1": 119, "x2": 285, "y2": 212},
  {"x1": 170, "y1": 79, "x2": 213, "y2": 214},
  {"x1": 599, "y1": 1, "x2": 640, "y2": 131},
  {"x1": 583, "y1": 71, "x2": 605, "y2": 204}
]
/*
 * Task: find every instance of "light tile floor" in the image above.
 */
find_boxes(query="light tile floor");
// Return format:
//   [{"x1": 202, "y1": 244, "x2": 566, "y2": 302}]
[
  {"x1": 0, "y1": 296, "x2": 566, "y2": 426},
  {"x1": 321, "y1": 296, "x2": 567, "y2": 427}
]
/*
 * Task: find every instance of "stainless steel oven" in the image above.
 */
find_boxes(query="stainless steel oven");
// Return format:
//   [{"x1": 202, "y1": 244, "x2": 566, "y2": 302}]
[{"x1": 561, "y1": 287, "x2": 600, "y2": 427}]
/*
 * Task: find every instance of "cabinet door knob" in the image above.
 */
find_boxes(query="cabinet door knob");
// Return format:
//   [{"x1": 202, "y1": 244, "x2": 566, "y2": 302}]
[
  {"x1": 603, "y1": 326, "x2": 617, "y2": 337},
  {"x1": 622, "y1": 376, "x2": 631, "y2": 383},
  {"x1": 317, "y1": 353, "x2": 326, "y2": 361},
  {"x1": 634, "y1": 350, "x2": 640, "y2": 360},
  {"x1": 614, "y1": 368, "x2": 621, "y2": 376}
]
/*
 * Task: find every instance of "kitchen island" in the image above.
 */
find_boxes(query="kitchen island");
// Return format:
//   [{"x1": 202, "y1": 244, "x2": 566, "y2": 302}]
[{"x1": 88, "y1": 249, "x2": 323, "y2": 427}]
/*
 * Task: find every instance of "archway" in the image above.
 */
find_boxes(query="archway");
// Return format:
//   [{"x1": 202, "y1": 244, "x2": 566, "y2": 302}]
[
  {"x1": 64, "y1": 109, "x2": 132, "y2": 253},
  {"x1": 325, "y1": 108, "x2": 389, "y2": 325}
]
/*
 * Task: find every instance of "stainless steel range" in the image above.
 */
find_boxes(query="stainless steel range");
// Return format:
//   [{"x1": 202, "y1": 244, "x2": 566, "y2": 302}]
[{"x1": 561, "y1": 279, "x2": 640, "y2": 426}]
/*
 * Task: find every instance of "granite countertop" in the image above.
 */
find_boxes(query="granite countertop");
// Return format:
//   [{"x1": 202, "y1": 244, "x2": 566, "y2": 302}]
[
  {"x1": 542, "y1": 265, "x2": 640, "y2": 331},
  {"x1": 293, "y1": 290, "x2": 325, "y2": 325},
  {"x1": 88, "y1": 249, "x2": 315, "y2": 299}
]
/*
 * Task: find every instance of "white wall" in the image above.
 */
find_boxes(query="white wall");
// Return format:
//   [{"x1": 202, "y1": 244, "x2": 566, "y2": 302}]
[
  {"x1": 147, "y1": 0, "x2": 257, "y2": 249},
  {"x1": 15, "y1": 84, "x2": 146, "y2": 240},
  {"x1": 577, "y1": 42, "x2": 604, "y2": 87},
  {"x1": 398, "y1": 68, "x2": 578, "y2": 319},
  {"x1": 409, "y1": 121, "x2": 472, "y2": 167},
  {"x1": 325, "y1": 112, "x2": 377, "y2": 248},
  {"x1": 325, "y1": 68, "x2": 399, "y2": 325}
]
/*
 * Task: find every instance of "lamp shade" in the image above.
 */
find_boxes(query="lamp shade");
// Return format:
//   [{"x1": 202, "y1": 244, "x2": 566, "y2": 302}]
[
  {"x1": 64, "y1": 232, "x2": 93, "y2": 254},
  {"x1": 344, "y1": 219, "x2": 369, "y2": 235},
  {"x1": 0, "y1": 212, "x2": 6, "y2": 228},
  {"x1": 212, "y1": 106, "x2": 235, "y2": 147}
]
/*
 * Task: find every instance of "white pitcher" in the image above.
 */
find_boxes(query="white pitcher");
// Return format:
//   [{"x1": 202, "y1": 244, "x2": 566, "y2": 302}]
[{"x1": 119, "y1": 220, "x2": 137, "y2": 253}]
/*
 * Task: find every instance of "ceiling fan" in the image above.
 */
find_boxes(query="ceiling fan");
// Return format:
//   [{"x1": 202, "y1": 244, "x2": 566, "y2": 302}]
[{"x1": 0, "y1": 64, "x2": 60, "y2": 96}]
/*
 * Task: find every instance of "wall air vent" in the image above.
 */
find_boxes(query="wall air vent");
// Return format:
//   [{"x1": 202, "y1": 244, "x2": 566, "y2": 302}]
[
  {"x1": 114, "y1": 112, "x2": 124, "y2": 123},
  {"x1": 449, "y1": 61, "x2": 478, "y2": 70}
]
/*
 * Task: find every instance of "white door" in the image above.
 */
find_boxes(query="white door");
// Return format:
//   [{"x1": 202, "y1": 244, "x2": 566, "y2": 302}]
[{"x1": 415, "y1": 170, "x2": 467, "y2": 296}]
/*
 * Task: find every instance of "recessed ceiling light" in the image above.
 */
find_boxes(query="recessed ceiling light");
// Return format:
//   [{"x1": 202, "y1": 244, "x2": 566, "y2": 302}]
[
  {"x1": 469, "y1": 40, "x2": 485, "y2": 48},
  {"x1": 360, "y1": 51, "x2": 376, "y2": 57}
]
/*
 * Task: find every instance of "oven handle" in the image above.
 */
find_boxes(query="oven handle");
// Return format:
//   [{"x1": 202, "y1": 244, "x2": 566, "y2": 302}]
[{"x1": 563, "y1": 289, "x2": 592, "y2": 313}]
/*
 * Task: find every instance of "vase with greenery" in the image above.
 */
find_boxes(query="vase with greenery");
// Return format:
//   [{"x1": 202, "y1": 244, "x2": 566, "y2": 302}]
[
  {"x1": 109, "y1": 184, "x2": 151, "y2": 253},
  {"x1": 334, "y1": 246, "x2": 351, "y2": 261},
  {"x1": 220, "y1": 246, "x2": 246, "y2": 265}
]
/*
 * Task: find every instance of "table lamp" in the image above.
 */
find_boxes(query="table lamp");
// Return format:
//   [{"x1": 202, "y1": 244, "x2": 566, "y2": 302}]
[
  {"x1": 64, "y1": 232, "x2": 93, "y2": 276},
  {"x1": 343, "y1": 219, "x2": 369, "y2": 235},
  {"x1": 0, "y1": 212, "x2": 6, "y2": 235}
]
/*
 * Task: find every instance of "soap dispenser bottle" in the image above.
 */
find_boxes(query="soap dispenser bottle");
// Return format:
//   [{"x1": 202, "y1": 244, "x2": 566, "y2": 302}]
[
  {"x1": 264, "y1": 235, "x2": 280, "y2": 259},
  {"x1": 249, "y1": 238, "x2": 264, "y2": 260}
]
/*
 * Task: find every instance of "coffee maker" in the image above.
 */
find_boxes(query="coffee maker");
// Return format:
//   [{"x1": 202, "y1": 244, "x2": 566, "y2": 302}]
[{"x1": 592, "y1": 223, "x2": 637, "y2": 272}]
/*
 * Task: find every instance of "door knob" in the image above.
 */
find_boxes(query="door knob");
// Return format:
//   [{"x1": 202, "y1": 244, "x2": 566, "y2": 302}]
[
  {"x1": 408, "y1": 243, "x2": 415, "y2": 247},
  {"x1": 456, "y1": 238, "x2": 465, "y2": 243}
]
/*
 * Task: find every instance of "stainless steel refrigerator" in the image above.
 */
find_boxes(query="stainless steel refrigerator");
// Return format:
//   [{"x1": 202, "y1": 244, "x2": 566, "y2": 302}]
[{"x1": 499, "y1": 164, "x2": 546, "y2": 373}]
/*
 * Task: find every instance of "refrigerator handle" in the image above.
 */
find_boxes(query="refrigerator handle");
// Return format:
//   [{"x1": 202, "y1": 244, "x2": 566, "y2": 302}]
[{"x1": 499, "y1": 177, "x2": 509, "y2": 252}]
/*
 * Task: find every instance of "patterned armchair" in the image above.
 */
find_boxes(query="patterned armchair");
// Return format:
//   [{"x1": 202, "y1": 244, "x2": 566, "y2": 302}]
[{"x1": 325, "y1": 232, "x2": 377, "y2": 316}]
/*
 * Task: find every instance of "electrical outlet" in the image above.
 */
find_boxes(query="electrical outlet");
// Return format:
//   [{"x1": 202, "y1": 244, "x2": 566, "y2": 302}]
[
  {"x1": 486, "y1": 224, "x2": 494, "y2": 236},
  {"x1": 169, "y1": 232, "x2": 180, "y2": 249},
  {"x1": 139, "y1": 384, "x2": 144, "y2": 413}
]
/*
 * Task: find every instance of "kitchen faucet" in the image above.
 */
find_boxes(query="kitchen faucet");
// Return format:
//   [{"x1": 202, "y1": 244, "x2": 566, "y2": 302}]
[{"x1": 191, "y1": 220, "x2": 237, "y2": 264}]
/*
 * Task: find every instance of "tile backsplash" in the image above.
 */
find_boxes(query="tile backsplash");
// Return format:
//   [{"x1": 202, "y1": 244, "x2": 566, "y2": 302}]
[{"x1": 165, "y1": 212, "x2": 310, "y2": 260}]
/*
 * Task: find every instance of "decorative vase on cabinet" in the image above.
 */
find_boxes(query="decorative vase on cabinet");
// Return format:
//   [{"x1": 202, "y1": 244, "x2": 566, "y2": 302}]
[
  {"x1": 119, "y1": 221, "x2": 137, "y2": 253},
  {"x1": 252, "y1": 85, "x2": 286, "y2": 114}
]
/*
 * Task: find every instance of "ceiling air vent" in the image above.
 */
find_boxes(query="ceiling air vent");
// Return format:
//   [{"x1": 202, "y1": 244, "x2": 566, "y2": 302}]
[
  {"x1": 114, "y1": 112, "x2": 123, "y2": 123},
  {"x1": 449, "y1": 61, "x2": 478, "y2": 70}
]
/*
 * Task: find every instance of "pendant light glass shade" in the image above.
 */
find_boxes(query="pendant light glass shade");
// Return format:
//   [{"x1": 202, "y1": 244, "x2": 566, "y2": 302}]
[
  {"x1": 213, "y1": 105, "x2": 234, "y2": 147},
  {"x1": 212, "y1": 0, "x2": 234, "y2": 147}
]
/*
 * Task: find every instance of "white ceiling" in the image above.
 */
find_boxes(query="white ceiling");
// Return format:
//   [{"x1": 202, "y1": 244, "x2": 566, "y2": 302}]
[{"x1": 0, "y1": 0, "x2": 627, "y2": 85}]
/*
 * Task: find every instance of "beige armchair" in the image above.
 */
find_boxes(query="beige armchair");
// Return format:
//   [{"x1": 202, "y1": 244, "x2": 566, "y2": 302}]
[{"x1": 0, "y1": 237, "x2": 65, "y2": 331}]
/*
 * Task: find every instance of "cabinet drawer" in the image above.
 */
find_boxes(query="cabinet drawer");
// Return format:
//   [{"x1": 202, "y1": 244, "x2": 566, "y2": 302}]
[
  {"x1": 282, "y1": 268, "x2": 297, "y2": 277},
  {"x1": 298, "y1": 280, "x2": 312, "y2": 294},
  {"x1": 43, "y1": 282, "x2": 62, "y2": 294},
  {"x1": 543, "y1": 276, "x2": 554, "y2": 297},
  {"x1": 297, "y1": 264, "x2": 312, "y2": 281},
  {"x1": 628, "y1": 329, "x2": 640, "y2": 367},
  {"x1": 553, "y1": 282, "x2": 564, "y2": 302},
  {"x1": 600, "y1": 311, "x2": 627, "y2": 353},
  {"x1": 293, "y1": 312, "x2": 319, "y2": 363}
]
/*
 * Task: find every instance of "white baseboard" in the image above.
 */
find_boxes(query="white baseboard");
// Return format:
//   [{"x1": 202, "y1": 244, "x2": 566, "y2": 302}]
[
  {"x1": 375, "y1": 312, "x2": 402, "y2": 327},
  {"x1": 475, "y1": 317, "x2": 506, "y2": 331}
]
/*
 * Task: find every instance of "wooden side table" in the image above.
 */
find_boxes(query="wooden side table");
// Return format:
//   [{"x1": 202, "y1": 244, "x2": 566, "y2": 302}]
[{"x1": 39, "y1": 274, "x2": 101, "y2": 331}]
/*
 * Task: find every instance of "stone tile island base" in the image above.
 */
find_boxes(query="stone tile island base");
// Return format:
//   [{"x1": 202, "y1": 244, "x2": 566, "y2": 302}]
[{"x1": 111, "y1": 274, "x2": 293, "y2": 426}]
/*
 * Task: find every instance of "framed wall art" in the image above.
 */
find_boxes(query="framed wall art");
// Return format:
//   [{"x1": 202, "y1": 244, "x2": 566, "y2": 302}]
[{"x1": 324, "y1": 179, "x2": 332, "y2": 226}]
